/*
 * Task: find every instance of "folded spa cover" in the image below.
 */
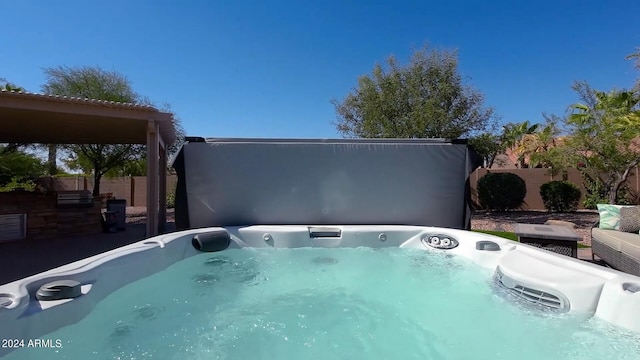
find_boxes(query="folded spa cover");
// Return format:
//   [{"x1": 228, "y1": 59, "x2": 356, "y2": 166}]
[{"x1": 171, "y1": 138, "x2": 481, "y2": 230}]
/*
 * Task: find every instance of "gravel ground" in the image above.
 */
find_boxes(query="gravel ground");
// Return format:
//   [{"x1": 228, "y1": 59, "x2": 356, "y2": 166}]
[
  {"x1": 471, "y1": 210, "x2": 599, "y2": 246},
  {"x1": 126, "y1": 207, "x2": 599, "y2": 246},
  {"x1": 125, "y1": 206, "x2": 172, "y2": 225}
]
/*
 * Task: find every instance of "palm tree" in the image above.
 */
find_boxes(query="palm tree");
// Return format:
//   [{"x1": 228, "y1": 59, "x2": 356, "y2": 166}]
[
  {"x1": 518, "y1": 120, "x2": 562, "y2": 168},
  {"x1": 625, "y1": 47, "x2": 639, "y2": 93},
  {"x1": 500, "y1": 121, "x2": 540, "y2": 168},
  {"x1": 626, "y1": 47, "x2": 640, "y2": 69}
]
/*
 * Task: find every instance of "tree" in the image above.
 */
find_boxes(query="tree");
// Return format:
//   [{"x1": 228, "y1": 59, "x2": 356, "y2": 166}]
[
  {"x1": 518, "y1": 116, "x2": 562, "y2": 168},
  {"x1": 98, "y1": 105, "x2": 185, "y2": 177},
  {"x1": 500, "y1": 120, "x2": 540, "y2": 168},
  {"x1": 0, "y1": 146, "x2": 47, "y2": 188},
  {"x1": 42, "y1": 66, "x2": 156, "y2": 196},
  {"x1": 627, "y1": 47, "x2": 640, "y2": 92},
  {"x1": 627, "y1": 47, "x2": 640, "y2": 67},
  {"x1": 63, "y1": 143, "x2": 145, "y2": 179},
  {"x1": 332, "y1": 44, "x2": 496, "y2": 139},
  {"x1": 566, "y1": 81, "x2": 640, "y2": 204},
  {"x1": 158, "y1": 103, "x2": 186, "y2": 160},
  {"x1": 469, "y1": 132, "x2": 504, "y2": 168},
  {"x1": 0, "y1": 78, "x2": 25, "y2": 92}
]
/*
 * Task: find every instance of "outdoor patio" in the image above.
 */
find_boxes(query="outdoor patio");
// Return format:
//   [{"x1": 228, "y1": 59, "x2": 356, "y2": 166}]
[{"x1": 0, "y1": 222, "x2": 177, "y2": 285}]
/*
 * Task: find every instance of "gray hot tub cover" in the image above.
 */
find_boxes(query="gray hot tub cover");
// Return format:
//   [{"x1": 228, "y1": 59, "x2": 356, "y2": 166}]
[{"x1": 171, "y1": 138, "x2": 481, "y2": 230}]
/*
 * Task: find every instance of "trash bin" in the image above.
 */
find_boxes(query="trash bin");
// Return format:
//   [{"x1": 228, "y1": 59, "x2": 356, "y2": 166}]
[
  {"x1": 103, "y1": 211, "x2": 117, "y2": 233},
  {"x1": 106, "y1": 199, "x2": 127, "y2": 231}
]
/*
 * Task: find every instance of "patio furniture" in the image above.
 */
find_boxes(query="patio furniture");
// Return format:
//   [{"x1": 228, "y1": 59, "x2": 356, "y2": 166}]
[
  {"x1": 590, "y1": 204, "x2": 640, "y2": 276},
  {"x1": 514, "y1": 223, "x2": 581, "y2": 258},
  {"x1": 592, "y1": 227, "x2": 640, "y2": 276}
]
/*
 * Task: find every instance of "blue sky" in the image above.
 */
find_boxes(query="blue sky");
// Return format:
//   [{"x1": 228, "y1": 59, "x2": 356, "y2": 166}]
[{"x1": 2, "y1": 0, "x2": 639, "y2": 139}]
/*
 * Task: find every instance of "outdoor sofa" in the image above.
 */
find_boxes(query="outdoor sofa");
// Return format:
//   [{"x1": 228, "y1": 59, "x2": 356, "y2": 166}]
[{"x1": 592, "y1": 204, "x2": 640, "y2": 276}]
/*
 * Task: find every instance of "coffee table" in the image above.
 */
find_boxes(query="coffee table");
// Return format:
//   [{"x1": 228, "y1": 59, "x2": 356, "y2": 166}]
[{"x1": 513, "y1": 223, "x2": 581, "y2": 258}]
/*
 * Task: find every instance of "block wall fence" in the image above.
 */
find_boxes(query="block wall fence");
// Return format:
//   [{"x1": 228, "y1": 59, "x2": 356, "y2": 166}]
[{"x1": 50, "y1": 167, "x2": 640, "y2": 210}]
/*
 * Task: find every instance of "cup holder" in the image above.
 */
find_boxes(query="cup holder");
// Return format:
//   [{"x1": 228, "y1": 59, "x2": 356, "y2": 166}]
[
  {"x1": 143, "y1": 240, "x2": 165, "y2": 248},
  {"x1": 622, "y1": 282, "x2": 640, "y2": 293}
]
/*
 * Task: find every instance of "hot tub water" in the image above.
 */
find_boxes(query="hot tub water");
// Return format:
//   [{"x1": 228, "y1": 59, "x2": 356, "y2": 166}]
[{"x1": 6, "y1": 247, "x2": 640, "y2": 360}]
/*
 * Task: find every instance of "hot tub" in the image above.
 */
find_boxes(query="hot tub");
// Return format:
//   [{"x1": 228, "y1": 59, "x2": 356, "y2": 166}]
[
  {"x1": 3, "y1": 138, "x2": 638, "y2": 358},
  {"x1": 1, "y1": 226, "x2": 640, "y2": 359}
]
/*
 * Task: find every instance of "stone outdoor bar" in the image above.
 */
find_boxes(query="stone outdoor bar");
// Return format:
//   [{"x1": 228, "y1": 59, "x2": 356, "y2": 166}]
[{"x1": 0, "y1": 190, "x2": 101, "y2": 242}]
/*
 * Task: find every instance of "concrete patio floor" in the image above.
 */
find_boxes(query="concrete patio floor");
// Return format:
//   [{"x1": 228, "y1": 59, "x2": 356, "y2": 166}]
[{"x1": 0, "y1": 223, "x2": 175, "y2": 285}]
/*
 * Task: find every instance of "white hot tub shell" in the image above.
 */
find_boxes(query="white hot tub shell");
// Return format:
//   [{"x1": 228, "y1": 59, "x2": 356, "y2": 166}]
[{"x1": 1, "y1": 225, "x2": 640, "y2": 359}]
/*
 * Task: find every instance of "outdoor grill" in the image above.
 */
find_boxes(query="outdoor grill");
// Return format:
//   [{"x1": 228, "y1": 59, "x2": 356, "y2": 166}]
[{"x1": 56, "y1": 190, "x2": 94, "y2": 208}]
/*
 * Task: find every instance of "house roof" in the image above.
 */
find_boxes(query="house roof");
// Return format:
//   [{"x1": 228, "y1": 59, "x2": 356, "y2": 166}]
[{"x1": 0, "y1": 90, "x2": 176, "y2": 145}]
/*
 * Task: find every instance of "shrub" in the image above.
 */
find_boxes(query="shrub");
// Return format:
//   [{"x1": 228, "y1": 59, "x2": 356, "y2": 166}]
[
  {"x1": 477, "y1": 172, "x2": 526, "y2": 211},
  {"x1": 0, "y1": 177, "x2": 36, "y2": 192},
  {"x1": 540, "y1": 181, "x2": 581, "y2": 212},
  {"x1": 167, "y1": 191, "x2": 175, "y2": 209},
  {"x1": 583, "y1": 194, "x2": 607, "y2": 209}
]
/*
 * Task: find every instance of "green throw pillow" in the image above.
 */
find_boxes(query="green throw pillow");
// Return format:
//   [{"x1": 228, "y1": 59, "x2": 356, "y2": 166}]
[{"x1": 597, "y1": 204, "x2": 634, "y2": 230}]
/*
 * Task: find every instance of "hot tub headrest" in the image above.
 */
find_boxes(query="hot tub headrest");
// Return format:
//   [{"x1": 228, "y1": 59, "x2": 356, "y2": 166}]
[
  {"x1": 192, "y1": 230, "x2": 231, "y2": 252},
  {"x1": 36, "y1": 280, "x2": 82, "y2": 301}
]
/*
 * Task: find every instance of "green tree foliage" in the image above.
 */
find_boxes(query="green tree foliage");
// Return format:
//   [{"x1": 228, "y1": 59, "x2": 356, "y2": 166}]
[
  {"x1": 63, "y1": 144, "x2": 146, "y2": 176},
  {"x1": 517, "y1": 116, "x2": 563, "y2": 169},
  {"x1": 500, "y1": 121, "x2": 539, "y2": 151},
  {"x1": 0, "y1": 78, "x2": 25, "y2": 92},
  {"x1": 565, "y1": 81, "x2": 640, "y2": 204},
  {"x1": 42, "y1": 66, "x2": 140, "y2": 103},
  {"x1": 581, "y1": 172, "x2": 609, "y2": 209},
  {"x1": 500, "y1": 120, "x2": 540, "y2": 168},
  {"x1": 105, "y1": 158, "x2": 147, "y2": 177},
  {"x1": 469, "y1": 119, "x2": 559, "y2": 169},
  {"x1": 158, "y1": 103, "x2": 186, "y2": 156},
  {"x1": 626, "y1": 47, "x2": 640, "y2": 92},
  {"x1": 43, "y1": 66, "x2": 150, "y2": 195},
  {"x1": 0, "y1": 146, "x2": 47, "y2": 189},
  {"x1": 332, "y1": 44, "x2": 495, "y2": 139},
  {"x1": 468, "y1": 133, "x2": 503, "y2": 168}
]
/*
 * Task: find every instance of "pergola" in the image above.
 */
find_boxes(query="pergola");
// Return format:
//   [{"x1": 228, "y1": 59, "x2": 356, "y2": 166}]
[{"x1": 0, "y1": 89, "x2": 177, "y2": 237}]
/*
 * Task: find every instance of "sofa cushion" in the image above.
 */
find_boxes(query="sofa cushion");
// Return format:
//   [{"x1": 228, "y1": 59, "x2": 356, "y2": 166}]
[
  {"x1": 620, "y1": 237, "x2": 640, "y2": 261},
  {"x1": 597, "y1": 204, "x2": 634, "y2": 230},
  {"x1": 619, "y1": 206, "x2": 640, "y2": 233},
  {"x1": 592, "y1": 228, "x2": 627, "y2": 251}
]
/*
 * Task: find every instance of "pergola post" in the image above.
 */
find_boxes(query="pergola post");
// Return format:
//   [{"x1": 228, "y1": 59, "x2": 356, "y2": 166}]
[
  {"x1": 146, "y1": 120, "x2": 160, "y2": 237},
  {"x1": 158, "y1": 136, "x2": 167, "y2": 234}
]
